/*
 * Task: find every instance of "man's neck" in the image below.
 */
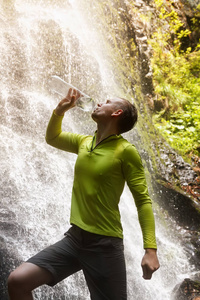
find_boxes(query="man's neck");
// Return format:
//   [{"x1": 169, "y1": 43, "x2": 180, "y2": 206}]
[{"x1": 95, "y1": 124, "x2": 119, "y2": 145}]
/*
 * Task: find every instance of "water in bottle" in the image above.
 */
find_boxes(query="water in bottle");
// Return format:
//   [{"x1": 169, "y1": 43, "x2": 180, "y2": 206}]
[{"x1": 48, "y1": 75, "x2": 95, "y2": 112}]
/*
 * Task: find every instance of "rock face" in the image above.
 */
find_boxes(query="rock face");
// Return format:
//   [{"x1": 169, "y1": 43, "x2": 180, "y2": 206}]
[
  {"x1": 123, "y1": 0, "x2": 200, "y2": 212},
  {"x1": 125, "y1": 0, "x2": 156, "y2": 95},
  {"x1": 125, "y1": 0, "x2": 200, "y2": 101},
  {"x1": 125, "y1": 0, "x2": 200, "y2": 202},
  {"x1": 173, "y1": 278, "x2": 200, "y2": 300}
]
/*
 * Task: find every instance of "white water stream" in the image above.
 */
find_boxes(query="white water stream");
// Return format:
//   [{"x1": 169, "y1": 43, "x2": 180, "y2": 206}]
[{"x1": 0, "y1": 0, "x2": 195, "y2": 299}]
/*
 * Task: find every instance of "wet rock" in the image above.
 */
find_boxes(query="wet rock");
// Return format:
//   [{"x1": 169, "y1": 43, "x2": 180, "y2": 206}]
[
  {"x1": 152, "y1": 139, "x2": 197, "y2": 186},
  {"x1": 180, "y1": 0, "x2": 200, "y2": 16},
  {"x1": 190, "y1": 232, "x2": 200, "y2": 268},
  {"x1": 173, "y1": 278, "x2": 200, "y2": 300},
  {"x1": 153, "y1": 180, "x2": 200, "y2": 230},
  {"x1": 125, "y1": 0, "x2": 155, "y2": 94}
]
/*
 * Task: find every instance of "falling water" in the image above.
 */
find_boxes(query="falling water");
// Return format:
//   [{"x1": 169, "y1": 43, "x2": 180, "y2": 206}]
[{"x1": 0, "y1": 0, "x2": 196, "y2": 299}]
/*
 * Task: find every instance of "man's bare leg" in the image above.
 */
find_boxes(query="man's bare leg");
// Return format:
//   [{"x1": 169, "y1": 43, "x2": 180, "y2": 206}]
[{"x1": 7, "y1": 262, "x2": 53, "y2": 300}]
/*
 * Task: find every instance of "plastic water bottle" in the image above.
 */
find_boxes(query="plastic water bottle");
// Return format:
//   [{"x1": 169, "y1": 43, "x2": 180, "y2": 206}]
[{"x1": 48, "y1": 75, "x2": 95, "y2": 112}]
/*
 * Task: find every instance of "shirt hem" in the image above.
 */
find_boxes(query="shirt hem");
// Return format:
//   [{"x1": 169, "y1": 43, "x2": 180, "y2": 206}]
[{"x1": 70, "y1": 219, "x2": 123, "y2": 239}]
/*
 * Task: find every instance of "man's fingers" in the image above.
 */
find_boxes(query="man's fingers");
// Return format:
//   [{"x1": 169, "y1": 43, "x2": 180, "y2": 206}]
[
  {"x1": 141, "y1": 249, "x2": 160, "y2": 280},
  {"x1": 73, "y1": 88, "x2": 81, "y2": 100},
  {"x1": 55, "y1": 88, "x2": 80, "y2": 115},
  {"x1": 67, "y1": 88, "x2": 73, "y2": 98},
  {"x1": 69, "y1": 88, "x2": 81, "y2": 102},
  {"x1": 142, "y1": 265, "x2": 153, "y2": 280},
  {"x1": 141, "y1": 258, "x2": 160, "y2": 280}
]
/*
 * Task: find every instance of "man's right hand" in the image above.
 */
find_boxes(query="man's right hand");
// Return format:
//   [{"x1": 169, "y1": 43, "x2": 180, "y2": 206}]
[{"x1": 55, "y1": 88, "x2": 81, "y2": 116}]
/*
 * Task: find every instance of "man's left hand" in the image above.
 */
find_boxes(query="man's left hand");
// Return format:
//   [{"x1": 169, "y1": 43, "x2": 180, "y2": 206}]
[{"x1": 141, "y1": 248, "x2": 160, "y2": 280}]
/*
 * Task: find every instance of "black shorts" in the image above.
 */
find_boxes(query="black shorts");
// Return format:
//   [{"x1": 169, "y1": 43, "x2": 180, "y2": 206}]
[{"x1": 27, "y1": 225, "x2": 127, "y2": 300}]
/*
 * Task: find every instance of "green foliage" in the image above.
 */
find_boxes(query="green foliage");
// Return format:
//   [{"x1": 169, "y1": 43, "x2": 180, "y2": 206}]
[
  {"x1": 154, "y1": 102, "x2": 200, "y2": 156},
  {"x1": 191, "y1": 4, "x2": 200, "y2": 32},
  {"x1": 149, "y1": 0, "x2": 200, "y2": 158}
]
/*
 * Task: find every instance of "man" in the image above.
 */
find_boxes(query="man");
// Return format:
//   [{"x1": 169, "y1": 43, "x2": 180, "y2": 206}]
[{"x1": 8, "y1": 88, "x2": 160, "y2": 300}]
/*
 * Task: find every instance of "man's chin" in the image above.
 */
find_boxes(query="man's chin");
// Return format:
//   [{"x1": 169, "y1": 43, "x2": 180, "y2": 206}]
[{"x1": 91, "y1": 112, "x2": 96, "y2": 121}]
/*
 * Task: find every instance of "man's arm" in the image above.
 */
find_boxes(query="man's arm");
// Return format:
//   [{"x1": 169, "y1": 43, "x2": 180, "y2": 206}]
[
  {"x1": 46, "y1": 88, "x2": 86, "y2": 153},
  {"x1": 122, "y1": 145, "x2": 160, "y2": 279}
]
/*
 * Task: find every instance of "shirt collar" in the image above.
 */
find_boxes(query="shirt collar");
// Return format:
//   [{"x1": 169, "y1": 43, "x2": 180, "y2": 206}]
[{"x1": 91, "y1": 131, "x2": 122, "y2": 151}]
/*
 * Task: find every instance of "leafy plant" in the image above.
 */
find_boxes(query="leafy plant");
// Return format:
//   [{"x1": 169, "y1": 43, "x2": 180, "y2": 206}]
[
  {"x1": 149, "y1": 0, "x2": 200, "y2": 158},
  {"x1": 154, "y1": 102, "x2": 200, "y2": 156}
]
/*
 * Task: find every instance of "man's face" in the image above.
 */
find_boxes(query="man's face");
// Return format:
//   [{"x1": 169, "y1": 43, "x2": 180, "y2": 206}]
[{"x1": 91, "y1": 98, "x2": 123, "y2": 123}]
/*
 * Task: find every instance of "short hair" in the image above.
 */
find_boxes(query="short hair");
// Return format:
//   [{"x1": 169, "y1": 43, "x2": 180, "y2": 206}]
[{"x1": 116, "y1": 98, "x2": 138, "y2": 134}]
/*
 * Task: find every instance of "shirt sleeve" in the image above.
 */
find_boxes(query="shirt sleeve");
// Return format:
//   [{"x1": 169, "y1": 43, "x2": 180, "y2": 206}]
[
  {"x1": 122, "y1": 144, "x2": 157, "y2": 249},
  {"x1": 45, "y1": 111, "x2": 87, "y2": 154}
]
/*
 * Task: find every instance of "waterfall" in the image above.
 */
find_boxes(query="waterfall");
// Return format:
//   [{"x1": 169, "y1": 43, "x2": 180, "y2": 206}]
[{"x1": 0, "y1": 0, "x2": 196, "y2": 299}]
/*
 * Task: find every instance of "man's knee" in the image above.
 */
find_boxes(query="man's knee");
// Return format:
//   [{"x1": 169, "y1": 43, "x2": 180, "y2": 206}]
[
  {"x1": 7, "y1": 269, "x2": 28, "y2": 292},
  {"x1": 7, "y1": 262, "x2": 53, "y2": 294}
]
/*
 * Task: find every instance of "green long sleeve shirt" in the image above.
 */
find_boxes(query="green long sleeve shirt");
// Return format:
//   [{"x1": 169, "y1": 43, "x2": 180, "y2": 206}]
[{"x1": 46, "y1": 111, "x2": 157, "y2": 249}]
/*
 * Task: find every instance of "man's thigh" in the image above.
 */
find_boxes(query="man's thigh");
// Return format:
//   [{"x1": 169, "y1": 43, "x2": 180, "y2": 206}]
[
  {"x1": 81, "y1": 237, "x2": 127, "y2": 300},
  {"x1": 27, "y1": 236, "x2": 82, "y2": 286}
]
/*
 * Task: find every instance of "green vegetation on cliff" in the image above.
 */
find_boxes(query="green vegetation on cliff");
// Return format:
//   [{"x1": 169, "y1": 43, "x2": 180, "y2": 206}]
[{"x1": 149, "y1": 0, "x2": 200, "y2": 158}]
